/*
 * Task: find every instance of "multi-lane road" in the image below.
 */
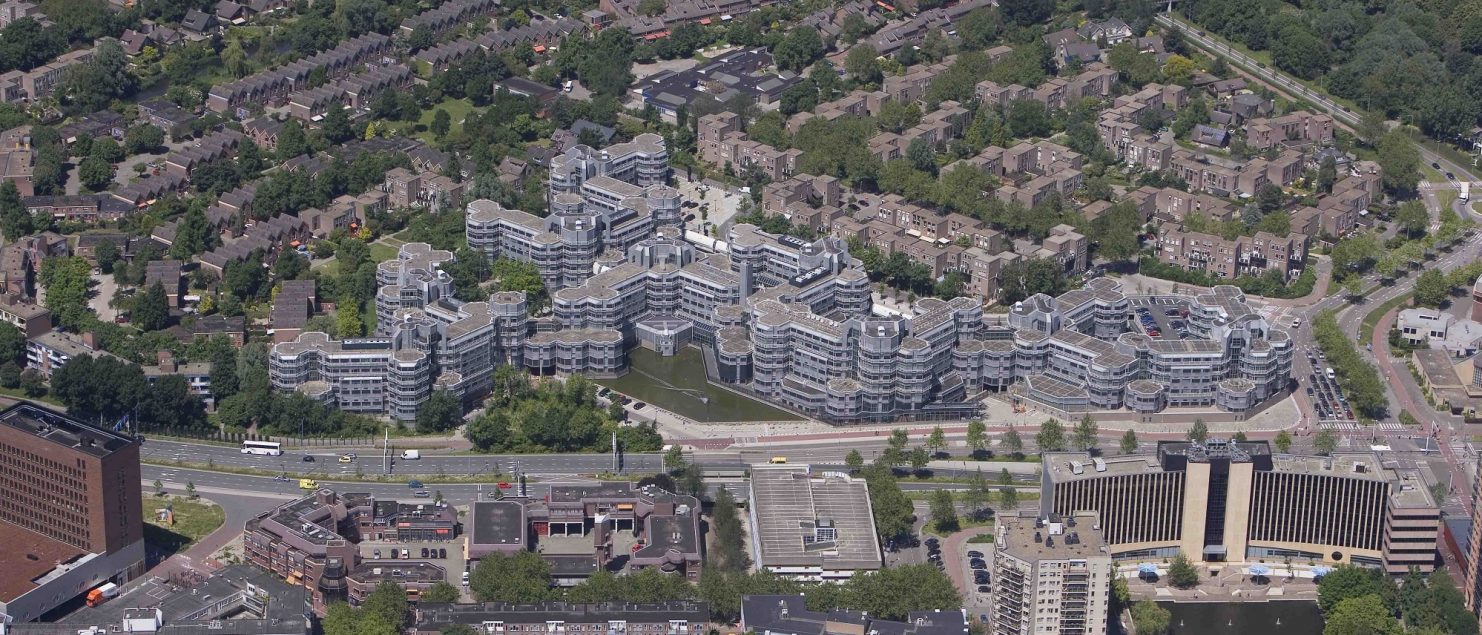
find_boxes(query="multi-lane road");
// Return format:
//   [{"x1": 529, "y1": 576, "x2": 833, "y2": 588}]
[{"x1": 142, "y1": 439, "x2": 662, "y2": 476}]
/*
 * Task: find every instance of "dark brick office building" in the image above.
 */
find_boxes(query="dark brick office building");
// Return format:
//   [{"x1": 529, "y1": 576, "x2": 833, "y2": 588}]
[{"x1": 0, "y1": 403, "x2": 145, "y2": 622}]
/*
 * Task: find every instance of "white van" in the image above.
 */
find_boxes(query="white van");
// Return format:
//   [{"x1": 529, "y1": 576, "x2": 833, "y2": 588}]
[
  {"x1": 401, "y1": 450, "x2": 421, "y2": 460},
  {"x1": 1326, "y1": 368, "x2": 1336, "y2": 381}
]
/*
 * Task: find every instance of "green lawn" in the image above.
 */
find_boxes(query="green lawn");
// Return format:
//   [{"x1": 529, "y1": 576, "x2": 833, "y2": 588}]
[
  {"x1": 596, "y1": 347, "x2": 801, "y2": 422},
  {"x1": 1360, "y1": 293, "x2": 1413, "y2": 344},
  {"x1": 370, "y1": 241, "x2": 400, "y2": 263},
  {"x1": 141, "y1": 494, "x2": 225, "y2": 557},
  {"x1": 415, "y1": 98, "x2": 476, "y2": 143}
]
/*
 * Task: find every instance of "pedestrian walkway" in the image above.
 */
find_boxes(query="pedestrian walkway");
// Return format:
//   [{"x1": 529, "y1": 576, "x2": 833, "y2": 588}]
[
  {"x1": 1376, "y1": 421, "x2": 1407, "y2": 431},
  {"x1": 1320, "y1": 421, "x2": 1360, "y2": 430}
]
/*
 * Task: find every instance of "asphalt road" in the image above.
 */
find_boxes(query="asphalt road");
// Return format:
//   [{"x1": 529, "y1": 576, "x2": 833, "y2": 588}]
[{"x1": 142, "y1": 439, "x2": 663, "y2": 476}]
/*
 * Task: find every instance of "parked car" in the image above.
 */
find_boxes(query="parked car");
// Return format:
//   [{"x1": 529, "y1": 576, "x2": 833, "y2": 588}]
[
  {"x1": 977, "y1": 585, "x2": 991, "y2": 594},
  {"x1": 967, "y1": 550, "x2": 983, "y2": 558},
  {"x1": 421, "y1": 548, "x2": 430, "y2": 558},
  {"x1": 373, "y1": 549, "x2": 381, "y2": 559}
]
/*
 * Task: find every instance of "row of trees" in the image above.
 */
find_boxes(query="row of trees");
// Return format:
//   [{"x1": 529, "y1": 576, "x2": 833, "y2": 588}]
[
  {"x1": 1311, "y1": 310, "x2": 1388, "y2": 421},
  {"x1": 468, "y1": 551, "x2": 958, "y2": 624}
]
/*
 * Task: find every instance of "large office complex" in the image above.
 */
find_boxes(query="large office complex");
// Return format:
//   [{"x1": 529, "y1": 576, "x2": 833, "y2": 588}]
[
  {"x1": 747, "y1": 465, "x2": 883, "y2": 580},
  {"x1": 0, "y1": 403, "x2": 146, "y2": 622},
  {"x1": 268, "y1": 242, "x2": 530, "y2": 421},
  {"x1": 1001, "y1": 280, "x2": 1294, "y2": 413},
  {"x1": 991, "y1": 511, "x2": 1112, "y2": 635},
  {"x1": 1042, "y1": 441, "x2": 1440, "y2": 573}
]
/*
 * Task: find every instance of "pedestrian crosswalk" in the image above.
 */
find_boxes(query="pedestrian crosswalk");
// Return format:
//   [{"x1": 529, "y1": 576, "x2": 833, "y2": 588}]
[
  {"x1": 1376, "y1": 421, "x2": 1407, "y2": 431},
  {"x1": 1320, "y1": 421, "x2": 1360, "y2": 430}
]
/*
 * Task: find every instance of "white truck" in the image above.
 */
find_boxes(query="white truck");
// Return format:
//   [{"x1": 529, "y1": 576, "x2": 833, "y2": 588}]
[
  {"x1": 1461, "y1": 182, "x2": 1470, "y2": 202},
  {"x1": 400, "y1": 450, "x2": 420, "y2": 460}
]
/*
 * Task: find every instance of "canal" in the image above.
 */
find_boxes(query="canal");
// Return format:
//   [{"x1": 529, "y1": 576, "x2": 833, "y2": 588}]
[{"x1": 1161, "y1": 600, "x2": 1323, "y2": 634}]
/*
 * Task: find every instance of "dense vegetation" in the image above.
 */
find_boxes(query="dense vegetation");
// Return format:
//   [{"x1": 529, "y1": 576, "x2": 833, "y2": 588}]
[
  {"x1": 1180, "y1": 0, "x2": 1482, "y2": 140},
  {"x1": 469, "y1": 551, "x2": 959, "y2": 623},
  {"x1": 464, "y1": 369, "x2": 662, "y2": 453},
  {"x1": 1317, "y1": 566, "x2": 1476, "y2": 635}
]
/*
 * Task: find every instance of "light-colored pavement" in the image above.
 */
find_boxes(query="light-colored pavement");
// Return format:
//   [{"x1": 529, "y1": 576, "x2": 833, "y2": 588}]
[{"x1": 90, "y1": 270, "x2": 121, "y2": 323}]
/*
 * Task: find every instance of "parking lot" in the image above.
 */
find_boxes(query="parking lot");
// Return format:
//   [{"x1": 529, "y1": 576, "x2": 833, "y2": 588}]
[
  {"x1": 1129, "y1": 297, "x2": 1191, "y2": 340},
  {"x1": 357, "y1": 538, "x2": 470, "y2": 596},
  {"x1": 1304, "y1": 348, "x2": 1356, "y2": 423}
]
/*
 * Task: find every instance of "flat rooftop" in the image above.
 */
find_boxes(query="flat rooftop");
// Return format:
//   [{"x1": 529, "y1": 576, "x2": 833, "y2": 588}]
[
  {"x1": 469, "y1": 500, "x2": 526, "y2": 547},
  {"x1": 0, "y1": 521, "x2": 89, "y2": 602},
  {"x1": 0, "y1": 402, "x2": 136, "y2": 458},
  {"x1": 997, "y1": 511, "x2": 1108, "y2": 562},
  {"x1": 749, "y1": 466, "x2": 881, "y2": 571}
]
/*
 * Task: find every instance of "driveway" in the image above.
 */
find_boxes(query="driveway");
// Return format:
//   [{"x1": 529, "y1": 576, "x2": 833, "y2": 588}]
[{"x1": 90, "y1": 271, "x2": 120, "y2": 323}]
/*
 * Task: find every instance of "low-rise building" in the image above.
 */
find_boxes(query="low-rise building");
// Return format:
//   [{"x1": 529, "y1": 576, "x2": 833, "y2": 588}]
[
  {"x1": 411, "y1": 601, "x2": 711, "y2": 635},
  {"x1": 748, "y1": 466, "x2": 882, "y2": 581}
]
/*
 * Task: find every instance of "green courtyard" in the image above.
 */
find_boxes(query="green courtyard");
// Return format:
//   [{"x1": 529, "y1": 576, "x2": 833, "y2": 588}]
[{"x1": 597, "y1": 347, "x2": 800, "y2": 422}]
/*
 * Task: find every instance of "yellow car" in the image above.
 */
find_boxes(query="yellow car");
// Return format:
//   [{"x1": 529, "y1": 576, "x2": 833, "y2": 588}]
[
  {"x1": 299, "y1": 478, "x2": 319, "y2": 490},
  {"x1": 338, "y1": 453, "x2": 357, "y2": 463}
]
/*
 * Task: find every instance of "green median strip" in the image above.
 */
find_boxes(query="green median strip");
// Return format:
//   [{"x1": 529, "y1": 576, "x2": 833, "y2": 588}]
[{"x1": 1360, "y1": 293, "x2": 1413, "y2": 345}]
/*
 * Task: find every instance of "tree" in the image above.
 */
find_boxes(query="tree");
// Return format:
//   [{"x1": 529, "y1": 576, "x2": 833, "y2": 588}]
[
  {"x1": 1035, "y1": 419, "x2": 1066, "y2": 452},
  {"x1": 1325, "y1": 594, "x2": 1400, "y2": 635},
  {"x1": 153, "y1": 479, "x2": 163, "y2": 495},
  {"x1": 133, "y1": 282, "x2": 170, "y2": 331},
  {"x1": 966, "y1": 419, "x2": 988, "y2": 455},
  {"x1": 638, "y1": 0, "x2": 666, "y2": 16},
  {"x1": 1168, "y1": 552, "x2": 1199, "y2": 589},
  {"x1": 218, "y1": 38, "x2": 251, "y2": 80},
  {"x1": 998, "y1": 486, "x2": 1018, "y2": 510},
  {"x1": 926, "y1": 426, "x2": 947, "y2": 456},
  {"x1": 773, "y1": 28, "x2": 823, "y2": 72},
  {"x1": 664, "y1": 444, "x2": 687, "y2": 471},
  {"x1": 415, "y1": 391, "x2": 462, "y2": 433},
  {"x1": 862, "y1": 463, "x2": 913, "y2": 541},
  {"x1": 710, "y1": 488, "x2": 750, "y2": 572},
  {"x1": 169, "y1": 206, "x2": 215, "y2": 259},
  {"x1": 1161, "y1": 54, "x2": 1197, "y2": 84},
  {"x1": 1317, "y1": 156, "x2": 1337, "y2": 194},
  {"x1": 0, "y1": 180, "x2": 30, "y2": 241},
  {"x1": 124, "y1": 124, "x2": 164, "y2": 154},
  {"x1": 1314, "y1": 428, "x2": 1339, "y2": 455},
  {"x1": 1002, "y1": 425, "x2": 1024, "y2": 457},
  {"x1": 276, "y1": 120, "x2": 309, "y2": 160},
  {"x1": 1000, "y1": 0, "x2": 1052, "y2": 26},
  {"x1": 1395, "y1": 201, "x2": 1429, "y2": 238},
  {"x1": 845, "y1": 45, "x2": 883, "y2": 85},
  {"x1": 78, "y1": 155, "x2": 113, "y2": 192},
  {"x1": 39, "y1": 256, "x2": 92, "y2": 330},
  {"x1": 885, "y1": 428, "x2": 910, "y2": 465},
  {"x1": 1131, "y1": 600, "x2": 1170, "y2": 635},
  {"x1": 1375, "y1": 131, "x2": 1421, "y2": 197},
  {"x1": 908, "y1": 446, "x2": 930, "y2": 472},
  {"x1": 431, "y1": 109, "x2": 452, "y2": 139},
  {"x1": 1355, "y1": 111, "x2": 1386, "y2": 148},
  {"x1": 1233, "y1": 431, "x2": 1248, "y2": 442},
  {"x1": 1186, "y1": 419, "x2": 1209, "y2": 444},
  {"x1": 845, "y1": 449, "x2": 864, "y2": 472},
  {"x1": 1318, "y1": 566, "x2": 1390, "y2": 613},
  {"x1": 335, "y1": 301, "x2": 363, "y2": 338},
  {"x1": 469, "y1": 552, "x2": 552, "y2": 602},
  {"x1": 929, "y1": 489, "x2": 958, "y2": 533},
  {"x1": 421, "y1": 581, "x2": 461, "y2": 603},
  {"x1": 185, "y1": 481, "x2": 196, "y2": 498},
  {"x1": 1415, "y1": 269, "x2": 1450, "y2": 308},
  {"x1": 1120, "y1": 429, "x2": 1139, "y2": 454},
  {"x1": 1072, "y1": 414, "x2": 1098, "y2": 451}
]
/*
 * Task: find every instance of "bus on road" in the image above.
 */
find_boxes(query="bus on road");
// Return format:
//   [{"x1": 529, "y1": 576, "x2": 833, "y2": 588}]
[{"x1": 241, "y1": 440, "x2": 283, "y2": 456}]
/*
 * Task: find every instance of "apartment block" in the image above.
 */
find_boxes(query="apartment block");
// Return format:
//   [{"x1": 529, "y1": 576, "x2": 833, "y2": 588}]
[
  {"x1": 1156, "y1": 227, "x2": 1309, "y2": 280},
  {"x1": 550, "y1": 133, "x2": 669, "y2": 194},
  {"x1": 1043, "y1": 440, "x2": 1439, "y2": 573},
  {"x1": 991, "y1": 511, "x2": 1111, "y2": 635},
  {"x1": 1245, "y1": 111, "x2": 1335, "y2": 150}
]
